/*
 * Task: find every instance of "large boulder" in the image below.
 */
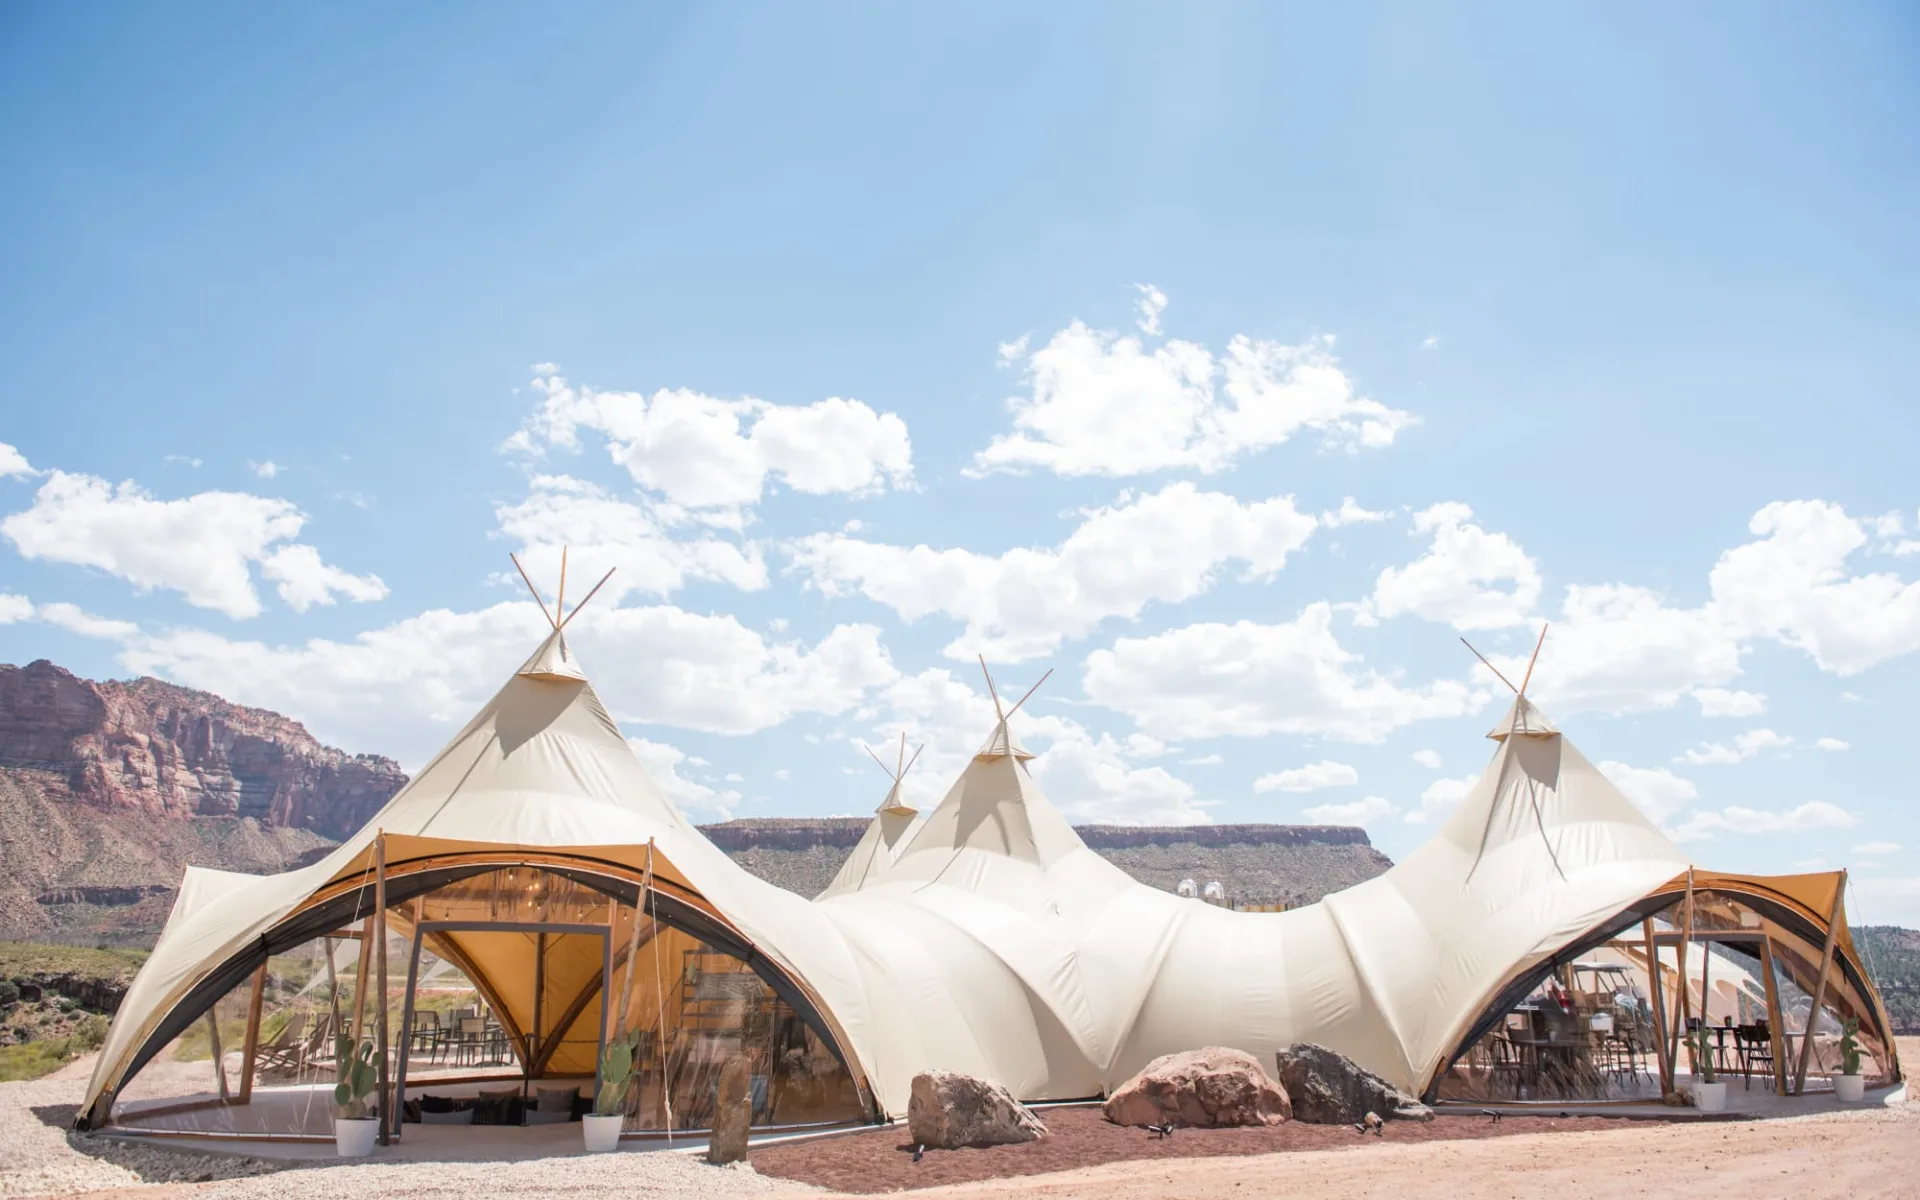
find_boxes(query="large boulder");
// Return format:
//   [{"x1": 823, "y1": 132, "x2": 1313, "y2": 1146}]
[
  {"x1": 1104, "y1": 1047, "x2": 1291, "y2": 1128},
  {"x1": 1272, "y1": 1043, "x2": 1433, "y2": 1125},
  {"x1": 707, "y1": 1056, "x2": 752, "y2": 1164},
  {"x1": 907, "y1": 1072, "x2": 1047, "y2": 1148}
]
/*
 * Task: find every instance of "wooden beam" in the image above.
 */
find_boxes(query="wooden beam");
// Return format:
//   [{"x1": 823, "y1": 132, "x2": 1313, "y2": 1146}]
[
  {"x1": 205, "y1": 1010, "x2": 230, "y2": 1104},
  {"x1": 1792, "y1": 870, "x2": 1848, "y2": 1095},
  {"x1": 1670, "y1": 871, "x2": 1696, "y2": 1080},
  {"x1": 374, "y1": 832, "x2": 391, "y2": 1146},
  {"x1": 1644, "y1": 917, "x2": 1672, "y2": 1093},
  {"x1": 237, "y1": 961, "x2": 268, "y2": 1104},
  {"x1": 348, "y1": 911, "x2": 375, "y2": 1048},
  {"x1": 1759, "y1": 932, "x2": 1789, "y2": 1095}
]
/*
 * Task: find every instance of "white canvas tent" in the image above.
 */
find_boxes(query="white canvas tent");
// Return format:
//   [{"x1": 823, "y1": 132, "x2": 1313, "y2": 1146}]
[{"x1": 81, "y1": 620, "x2": 1901, "y2": 1134}]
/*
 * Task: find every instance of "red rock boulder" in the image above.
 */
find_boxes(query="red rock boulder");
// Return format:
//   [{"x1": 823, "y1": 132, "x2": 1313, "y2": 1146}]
[{"x1": 1103, "y1": 1047, "x2": 1291, "y2": 1128}]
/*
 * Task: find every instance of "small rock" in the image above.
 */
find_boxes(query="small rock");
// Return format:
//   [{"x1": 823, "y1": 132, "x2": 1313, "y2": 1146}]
[
  {"x1": 1273, "y1": 1043, "x2": 1432, "y2": 1125},
  {"x1": 1104, "y1": 1047, "x2": 1291, "y2": 1128},
  {"x1": 908, "y1": 1071, "x2": 1048, "y2": 1148},
  {"x1": 707, "y1": 1056, "x2": 751, "y2": 1165}
]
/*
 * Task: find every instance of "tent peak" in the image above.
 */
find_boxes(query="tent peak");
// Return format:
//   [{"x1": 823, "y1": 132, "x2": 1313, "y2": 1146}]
[
  {"x1": 863, "y1": 733, "x2": 924, "y2": 815},
  {"x1": 974, "y1": 658, "x2": 1049, "y2": 761},
  {"x1": 510, "y1": 548, "x2": 616, "y2": 632}
]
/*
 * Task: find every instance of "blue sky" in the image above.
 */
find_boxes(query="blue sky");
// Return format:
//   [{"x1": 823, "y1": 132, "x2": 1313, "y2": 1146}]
[{"x1": 3, "y1": 4, "x2": 1918, "y2": 919}]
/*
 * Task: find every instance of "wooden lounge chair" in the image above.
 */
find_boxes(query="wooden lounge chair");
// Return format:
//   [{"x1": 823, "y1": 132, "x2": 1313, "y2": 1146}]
[{"x1": 251, "y1": 1012, "x2": 309, "y2": 1076}]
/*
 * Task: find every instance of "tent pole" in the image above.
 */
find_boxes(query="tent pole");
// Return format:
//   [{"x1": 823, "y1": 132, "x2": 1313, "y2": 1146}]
[
  {"x1": 1670, "y1": 870, "x2": 1695, "y2": 1081},
  {"x1": 391, "y1": 927, "x2": 425, "y2": 1142},
  {"x1": 238, "y1": 961, "x2": 267, "y2": 1104},
  {"x1": 1759, "y1": 932, "x2": 1788, "y2": 1095},
  {"x1": 374, "y1": 832, "x2": 391, "y2": 1147},
  {"x1": 1643, "y1": 917, "x2": 1672, "y2": 1093},
  {"x1": 348, "y1": 914, "x2": 374, "y2": 1047},
  {"x1": 1792, "y1": 871, "x2": 1848, "y2": 1095},
  {"x1": 205, "y1": 1010, "x2": 230, "y2": 1103}
]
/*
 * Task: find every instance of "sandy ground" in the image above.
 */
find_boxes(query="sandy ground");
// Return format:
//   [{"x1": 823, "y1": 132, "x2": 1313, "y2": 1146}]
[{"x1": 5, "y1": 1042, "x2": 1914, "y2": 1200}]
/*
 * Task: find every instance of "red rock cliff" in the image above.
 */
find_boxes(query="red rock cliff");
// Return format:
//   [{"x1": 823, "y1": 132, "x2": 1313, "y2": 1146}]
[{"x1": 0, "y1": 660, "x2": 404, "y2": 841}]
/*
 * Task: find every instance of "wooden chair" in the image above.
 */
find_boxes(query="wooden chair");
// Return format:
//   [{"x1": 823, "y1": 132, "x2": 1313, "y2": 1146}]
[
  {"x1": 252, "y1": 1012, "x2": 309, "y2": 1076},
  {"x1": 409, "y1": 1010, "x2": 443, "y2": 1062},
  {"x1": 1735, "y1": 1022, "x2": 1776, "y2": 1089}
]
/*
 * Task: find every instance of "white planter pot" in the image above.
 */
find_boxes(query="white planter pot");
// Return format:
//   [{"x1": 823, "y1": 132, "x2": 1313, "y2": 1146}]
[
  {"x1": 1691, "y1": 1081, "x2": 1728, "y2": 1112},
  {"x1": 334, "y1": 1116, "x2": 378, "y2": 1157},
  {"x1": 1833, "y1": 1073, "x2": 1866, "y2": 1103},
  {"x1": 582, "y1": 1113, "x2": 623, "y2": 1153}
]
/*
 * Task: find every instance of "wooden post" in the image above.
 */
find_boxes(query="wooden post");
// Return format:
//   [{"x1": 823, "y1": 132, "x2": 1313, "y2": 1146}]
[
  {"x1": 1792, "y1": 871, "x2": 1848, "y2": 1095},
  {"x1": 237, "y1": 961, "x2": 268, "y2": 1103},
  {"x1": 1670, "y1": 871, "x2": 1696, "y2": 1079},
  {"x1": 1759, "y1": 933, "x2": 1789, "y2": 1095},
  {"x1": 349, "y1": 914, "x2": 375, "y2": 1047},
  {"x1": 1644, "y1": 917, "x2": 1672, "y2": 1092},
  {"x1": 374, "y1": 832, "x2": 391, "y2": 1146},
  {"x1": 205, "y1": 1009, "x2": 230, "y2": 1103},
  {"x1": 323, "y1": 935, "x2": 343, "y2": 1052},
  {"x1": 532, "y1": 931, "x2": 547, "y2": 1080}
]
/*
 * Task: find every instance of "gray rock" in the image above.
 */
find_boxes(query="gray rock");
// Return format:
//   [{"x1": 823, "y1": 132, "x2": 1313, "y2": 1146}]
[
  {"x1": 707, "y1": 1056, "x2": 752, "y2": 1165},
  {"x1": 907, "y1": 1071, "x2": 1048, "y2": 1148},
  {"x1": 1103, "y1": 1047, "x2": 1291, "y2": 1128},
  {"x1": 1272, "y1": 1043, "x2": 1434, "y2": 1125}
]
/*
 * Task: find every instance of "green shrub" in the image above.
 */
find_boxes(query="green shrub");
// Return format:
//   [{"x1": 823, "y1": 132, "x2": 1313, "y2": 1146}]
[{"x1": 0, "y1": 981, "x2": 18, "y2": 1006}]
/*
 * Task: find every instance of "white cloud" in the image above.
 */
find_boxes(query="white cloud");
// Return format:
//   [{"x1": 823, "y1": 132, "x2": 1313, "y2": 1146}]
[
  {"x1": 1678, "y1": 728, "x2": 1793, "y2": 766},
  {"x1": 1182, "y1": 754, "x2": 1223, "y2": 766},
  {"x1": 627, "y1": 737, "x2": 739, "y2": 820},
  {"x1": 35, "y1": 601, "x2": 142, "y2": 641},
  {"x1": 249, "y1": 460, "x2": 280, "y2": 479},
  {"x1": 1596, "y1": 760, "x2": 1699, "y2": 824},
  {"x1": 1029, "y1": 728, "x2": 1210, "y2": 826},
  {"x1": 505, "y1": 367, "x2": 913, "y2": 523},
  {"x1": 1709, "y1": 499, "x2": 1920, "y2": 675},
  {"x1": 1420, "y1": 335, "x2": 1439, "y2": 351},
  {"x1": 1303, "y1": 795, "x2": 1395, "y2": 827},
  {"x1": 1367, "y1": 503, "x2": 1541, "y2": 630},
  {"x1": 1133, "y1": 283, "x2": 1168, "y2": 336},
  {"x1": 1669, "y1": 800, "x2": 1855, "y2": 842},
  {"x1": 1692, "y1": 688, "x2": 1766, "y2": 717},
  {"x1": 790, "y1": 482, "x2": 1316, "y2": 661},
  {"x1": 0, "y1": 442, "x2": 35, "y2": 478},
  {"x1": 971, "y1": 295, "x2": 1412, "y2": 478},
  {"x1": 494, "y1": 474, "x2": 768, "y2": 603},
  {"x1": 1320, "y1": 497, "x2": 1389, "y2": 527},
  {"x1": 0, "y1": 593, "x2": 30, "y2": 623},
  {"x1": 0, "y1": 470, "x2": 382, "y2": 619},
  {"x1": 1483, "y1": 584, "x2": 1743, "y2": 716},
  {"x1": 1815, "y1": 737, "x2": 1850, "y2": 751},
  {"x1": 1407, "y1": 773, "x2": 1479, "y2": 824},
  {"x1": 1411, "y1": 749, "x2": 1442, "y2": 770},
  {"x1": 1085, "y1": 602, "x2": 1483, "y2": 742},
  {"x1": 1853, "y1": 841, "x2": 1901, "y2": 856},
  {"x1": 996, "y1": 336, "x2": 1030, "y2": 366},
  {"x1": 1253, "y1": 761, "x2": 1359, "y2": 794}
]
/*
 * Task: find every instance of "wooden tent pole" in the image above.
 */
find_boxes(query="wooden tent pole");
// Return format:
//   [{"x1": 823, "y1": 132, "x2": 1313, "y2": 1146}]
[
  {"x1": 374, "y1": 832, "x2": 391, "y2": 1146},
  {"x1": 1792, "y1": 871, "x2": 1848, "y2": 1095},
  {"x1": 238, "y1": 961, "x2": 268, "y2": 1103},
  {"x1": 348, "y1": 913, "x2": 375, "y2": 1047},
  {"x1": 323, "y1": 935, "x2": 342, "y2": 1049},
  {"x1": 1759, "y1": 933, "x2": 1789, "y2": 1095},
  {"x1": 1671, "y1": 870, "x2": 1696, "y2": 1080},
  {"x1": 1643, "y1": 917, "x2": 1672, "y2": 1092},
  {"x1": 205, "y1": 1010, "x2": 230, "y2": 1103}
]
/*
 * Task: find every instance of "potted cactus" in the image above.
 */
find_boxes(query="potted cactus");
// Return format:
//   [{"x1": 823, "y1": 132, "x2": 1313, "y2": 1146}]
[
  {"x1": 1833, "y1": 1018, "x2": 1866, "y2": 1102},
  {"x1": 584, "y1": 1031, "x2": 636, "y2": 1152},
  {"x1": 1689, "y1": 1026, "x2": 1726, "y2": 1111},
  {"x1": 332, "y1": 1036, "x2": 384, "y2": 1156}
]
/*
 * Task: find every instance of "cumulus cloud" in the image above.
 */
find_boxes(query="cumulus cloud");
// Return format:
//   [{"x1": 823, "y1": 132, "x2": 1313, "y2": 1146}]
[
  {"x1": 1596, "y1": 760, "x2": 1699, "y2": 824},
  {"x1": 1853, "y1": 841, "x2": 1901, "y2": 856},
  {"x1": 1815, "y1": 737, "x2": 1850, "y2": 751},
  {"x1": 504, "y1": 367, "x2": 912, "y2": 524},
  {"x1": 249, "y1": 460, "x2": 280, "y2": 479},
  {"x1": 627, "y1": 737, "x2": 739, "y2": 820},
  {"x1": 1029, "y1": 728, "x2": 1211, "y2": 825},
  {"x1": 1692, "y1": 688, "x2": 1766, "y2": 717},
  {"x1": 790, "y1": 482, "x2": 1317, "y2": 661},
  {"x1": 1709, "y1": 499, "x2": 1920, "y2": 675},
  {"x1": 1085, "y1": 602, "x2": 1483, "y2": 743},
  {"x1": 1407, "y1": 773, "x2": 1479, "y2": 824},
  {"x1": 0, "y1": 470, "x2": 385, "y2": 619},
  {"x1": 0, "y1": 593, "x2": 30, "y2": 623},
  {"x1": 1411, "y1": 749, "x2": 1443, "y2": 770},
  {"x1": 1253, "y1": 761, "x2": 1358, "y2": 794},
  {"x1": 1302, "y1": 795, "x2": 1395, "y2": 826},
  {"x1": 1134, "y1": 283, "x2": 1168, "y2": 336},
  {"x1": 0, "y1": 442, "x2": 35, "y2": 478},
  {"x1": 1320, "y1": 497, "x2": 1390, "y2": 527},
  {"x1": 35, "y1": 601, "x2": 142, "y2": 640},
  {"x1": 1366, "y1": 503, "x2": 1541, "y2": 630},
  {"x1": 494, "y1": 474, "x2": 768, "y2": 602},
  {"x1": 971, "y1": 293, "x2": 1412, "y2": 478},
  {"x1": 1678, "y1": 728, "x2": 1792, "y2": 766},
  {"x1": 1668, "y1": 800, "x2": 1855, "y2": 842}
]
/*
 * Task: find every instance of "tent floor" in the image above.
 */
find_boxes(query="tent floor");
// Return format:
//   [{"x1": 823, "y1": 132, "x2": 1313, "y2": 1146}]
[
  {"x1": 1438, "y1": 1075, "x2": 1908, "y2": 1120},
  {"x1": 105, "y1": 1079, "x2": 867, "y2": 1162}
]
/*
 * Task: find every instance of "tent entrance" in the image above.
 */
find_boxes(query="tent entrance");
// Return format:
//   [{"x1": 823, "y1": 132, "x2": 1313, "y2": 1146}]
[{"x1": 389, "y1": 919, "x2": 612, "y2": 1140}]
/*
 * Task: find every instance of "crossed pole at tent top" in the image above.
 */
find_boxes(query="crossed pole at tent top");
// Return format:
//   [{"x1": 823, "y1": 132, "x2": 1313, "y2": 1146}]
[
  {"x1": 1460, "y1": 624, "x2": 1568, "y2": 884},
  {"x1": 510, "y1": 546, "x2": 617, "y2": 630},
  {"x1": 977, "y1": 655, "x2": 1052, "y2": 723}
]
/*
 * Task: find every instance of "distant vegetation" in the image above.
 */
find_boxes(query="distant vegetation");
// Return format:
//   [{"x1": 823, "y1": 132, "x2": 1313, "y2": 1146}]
[
  {"x1": 1857, "y1": 925, "x2": 1920, "y2": 1035},
  {"x1": 0, "y1": 941, "x2": 145, "y2": 1081}
]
